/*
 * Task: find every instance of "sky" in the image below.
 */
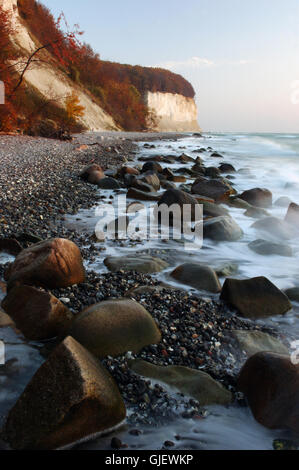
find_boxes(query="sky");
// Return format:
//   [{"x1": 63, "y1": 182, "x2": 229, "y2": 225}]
[{"x1": 43, "y1": 0, "x2": 299, "y2": 133}]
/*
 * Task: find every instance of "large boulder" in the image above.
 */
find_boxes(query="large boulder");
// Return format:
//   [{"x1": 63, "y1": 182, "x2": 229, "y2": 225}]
[
  {"x1": 285, "y1": 203, "x2": 299, "y2": 227},
  {"x1": 239, "y1": 188, "x2": 272, "y2": 208},
  {"x1": 203, "y1": 216, "x2": 243, "y2": 241},
  {"x1": 5, "y1": 239, "x2": 85, "y2": 290},
  {"x1": 68, "y1": 299, "x2": 161, "y2": 358},
  {"x1": 231, "y1": 330, "x2": 289, "y2": 357},
  {"x1": 104, "y1": 255, "x2": 169, "y2": 274},
  {"x1": 284, "y1": 287, "x2": 299, "y2": 303},
  {"x1": 138, "y1": 172, "x2": 161, "y2": 191},
  {"x1": 3, "y1": 337, "x2": 126, "y2": 450},
  {"x1": 248, "y1": 239, "x2": 293, "y2": 257},
  {"x1": 127, "y1": 188, "x2": 160, "y2": 201},
  {"x1": 141, "y1": 162, "x2": 163, "y2": 174},
  {"x1": 0, "y1": 238, "x2": 22, "y2": 256},
  {"x1": 219, "y1": 163, "x2": 236, "y2": 173},
  {"x1": 192, "y1": 176, "x2": 236, "y2": 202},
  {"x1": 221, "y1": 276, "x2": 292, "y2": 319},
  {"x1": 157, "y1": 189, "x2": 202, "y2": 222},
  {"x1": 201, "y1": 201, "x2": 229, "y2": 218},
  {"x1": 130, "y1": 360, "x2": 232, "y2": 406},
  {"x1": 1, "y1": 285, "x2": 73, "y2": 340},
  {"x1": 97, "y1": 177, "x2": 121, "y2": 190},
  {"x1": 171, "y1": 263, "x2": 221, "y2": 293},
  {"x1": 238, "y1": 352, "x2": 299, "y2": 435},
  {"x1": 252, "y1": 217, "x2": 295, "y2": 240}
]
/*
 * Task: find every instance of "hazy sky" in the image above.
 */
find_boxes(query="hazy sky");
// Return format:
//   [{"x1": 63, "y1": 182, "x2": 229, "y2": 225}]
[{"x1": 43, "y1": 0, "x2": 299, "y2": 133}]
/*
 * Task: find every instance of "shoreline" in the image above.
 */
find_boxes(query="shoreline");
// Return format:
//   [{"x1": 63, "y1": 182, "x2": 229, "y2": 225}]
[{"x1": 0, "y1": 132, "x2": 295, "y2": 450}]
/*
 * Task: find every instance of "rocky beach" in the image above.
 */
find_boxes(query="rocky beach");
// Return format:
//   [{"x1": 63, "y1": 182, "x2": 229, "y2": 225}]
[{"x1": 0, "y1": 131, "x2": 298, "y2": 451}]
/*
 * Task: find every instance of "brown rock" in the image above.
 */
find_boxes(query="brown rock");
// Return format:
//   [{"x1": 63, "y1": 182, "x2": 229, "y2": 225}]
[
  {"x1": 238, "y1": 352, "x2": 299, "y2": 435},
  {"x1": 171, "y1": 263, "x2": 221, "y2": 293},
  {"x1": 68, "y1": 299, "x2": 161, "y2": 358},
  {"x1": 192, "y1": 176, "x2": 236, "y2": 202},
  {"x1": 6, "y1": 238, "x2": 85, "y2": 290},
  {"x1": 3, "y1": 337, "x2": 126, "y2": 449},
  {"x1": 0, "y1": 238, "x2": 22, "y2": 256},
  {"x1": 157, "y1": 189, "x2": 202, "y2": 222},
  {"x1": 127, "y1": 188, "x2": 160, "y2": 201},
  {"x1": 239, "y1": 188, "x2": 272, "y2": 208},
  {"x1": 285, "y1": 202, "x2": 299, "y2": 227},
  {"x1": 221, "y1": 276, "x2": 292, "y2": 319},
  {"x1": 1, "y1": 285, "x2": 73, "y2": 340},
  {"x1": 80, "y1": 164, "x2": 105, "y2": 185}
]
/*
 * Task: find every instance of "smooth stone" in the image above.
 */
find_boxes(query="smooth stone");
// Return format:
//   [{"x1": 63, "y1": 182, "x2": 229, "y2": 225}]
[
  {"x1": 284, "y1": 287, "x2": 299, "y2": 303},
  {"x1": 227, "y1": 197, "x2": 252, "y2": 210},
  {"x1": 231, "y1": 330, "x2": 289, "y2": 357},
  {"x1": 171, "y1": 263, "x2": 221, "y2": 293},
  {"x1": 244, "y1": 206, "x2": 270, "y2": 219},
  {"x1": 141, "y1": 162, "x2": 163, "y2": 174},
  {"x1": 157, "y1": 189, "x2": 202, "y2": 222},
  {"x1": 97, "y1": 177, "x2": 121, "y2": 189},
  {"x1": 1, "y1": 285, "x2": 73, "y2": 340},
  {"x1": 221, "y1": 276, "x2": 292, "y2": 319},
  {"x1": 219, "y1": 163, "x2": 236, "y2": 173},
  {"x1": 251, "y1": 217, "x2": 295, "y2": 240},
  {"x1": 201, "y1": 201, "x2": 229, "y2": 218},
  {"x1": 238, "y1": 352, "x2": 299, "y2": 435},
  {"x1": 274, "y1": 196, "x2": 292, "y2": 207},
  {"x1": 80, "y1": 165, "x2": 105, "y2": 185},
  {"x1": 3, "y1": 337, "x2": 126, "y2": 450},
  {"x1": 0, "y1": 238, "x2": 22, "y2": 256},
  {"x1": 68, "y1": 299, "x2": 161, "y2": 358},
  {"x1": 129, "y1": 360, "x2": 232, "y2": 406},
  {"x1": 104, "y1": 255, "x2": 169, "y2": 274},
  {"x1": 285, "y1": 202, "x2": 299, "y2": 227},
  {"x1": 215, "y1": 262, "x2": 238, "y2": 277},
  {"x1": 248, "y1": 239, "x2": 293, "y2": 257},
  {"x1": 192, "y1": 176, "x2": 236, "y2": 203},
  {"x1": 127, "y1": 188, "x2": 160, "y2": 201},
  {"x1": 5, "y1": 238, "x2": 85, "y2": 290},
  {"x1": 203, "y1": 216, "x2": 243, "y2": 241},
  {"x1": 239, "y1": 188, "x2": 272, "y2": 208}
]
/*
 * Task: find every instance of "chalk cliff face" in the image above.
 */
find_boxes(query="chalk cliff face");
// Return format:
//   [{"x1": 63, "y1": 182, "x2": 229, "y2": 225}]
[
  {"x1": 145, "y1": 92, "x2": 200, "y2": 132},
  {"x1": 3, "y1": 0, "x2": 119, "y2": 131}
]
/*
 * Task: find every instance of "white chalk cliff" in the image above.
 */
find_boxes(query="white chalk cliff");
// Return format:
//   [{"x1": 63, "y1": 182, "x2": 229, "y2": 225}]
[
  {"x1": 145, "y1": 91, "x2": 200, "y2": 132},
  {"x1": 3, "y1": 0, "x2": 119, "y2": 131}
]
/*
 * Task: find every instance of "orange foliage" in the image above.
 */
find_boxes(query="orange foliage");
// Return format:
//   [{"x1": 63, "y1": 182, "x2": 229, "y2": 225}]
[{"x1": 65, "y1": 92, "x2": 85, "y2": 121}]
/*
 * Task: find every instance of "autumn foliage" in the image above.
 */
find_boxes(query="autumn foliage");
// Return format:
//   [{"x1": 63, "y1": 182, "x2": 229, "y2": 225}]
[{"x1": 0, "y1": 0, "x2": 195, "y2": 133}]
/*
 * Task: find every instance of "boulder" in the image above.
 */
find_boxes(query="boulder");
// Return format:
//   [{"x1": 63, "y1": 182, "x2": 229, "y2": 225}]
[
  {"x1": 171, "y1": 263, "x2": 221, "y2": 293},
  {"x1": 285, "y1": 203, "x2": 299, "y2": 227},
  {"x1": 215, "y1": 262, "x2": 238, "y2": 277},
  {"x1": 138, "y1": 172, "x2": 161, "y2": 191},
  {"x1": 192, "y1": 176, "x2": 236, "y2": 203},
  {"x1": 221, "y1": 276, "x2": 292, "y2": 319},
  {"x1": 274, "y1": 196, "x2": 292, "y2": 207},
  {"x1": 227, "y1": 196, "x2": 251, "y2": 210},
  {"x1": 127, "y1": 188, "x2": 160, "y2": 201},
  {"x1": 1, "y1": 285, "x2": 73, "y2": 340},
  {"x1": 201, "y1": 201, "x2": 229, "y2": 218},
  {"x1": 248, "y1": 239, "x2": 293, "y2": 257},
  {"x1": 0, "y1": 307, "x2": 15, "y2": 328},
  {"x1": 239, "y1": 188, "x2": 272, "y2": 208},
  {"x1": 3, "y1": 337, "x2": 126, "y2": 450},
  {"x1": 238, "y1": 352, "x2": 299, "y2": 435},
  {"x1": 210, "y1": 152, "x2": 224, "y2": 158},
  {"x1": 284, "y1": 287, "x2": 299, "y2": 303},
  {"x1": 177, "y1": 153, "x2": 194, "y2": 163},
  {"x1": 252, "y1": 217, "x2": 295, "y2": 240},
  {"x1": 205, "y1": 167, "x2": 221, "y2": 179},
  {"x1": 80, "y1": 164, "x2": 105, "y2": 185},
  {"x1": 129, "y1": 360, "x2": 232, "y2": 406},
  {"x1": 5, "y1": 239, "x2": 85, "y2": 290},
  {"x1": 68, "y1": 299, "x2": 161, "y2": 358},
  {"x1": 244, "y1": 206, "x2": 270, "y2": 219},
  {"x1": 141, "y1": 162, "x2": 163, "y2": 174},
  {"x1": 119, "y1": 166, "x2": 139, "y2": 177},
  {"x1": 231, "y1": 330, "x2": 289, "y2": 357},
  {"x1": 219, "y1": 163, "x2": 236, "y2": 173},
  {"x1": 203, "y1": 216, "x2": 243, "y2": 241},
  {"x1": 104, "y1": 255, "x2": 169, "y2": 274},
  {"x1": 157, "y1": 189, "x2": 202, "y2": 222},
  {"x1": 97, "y1": 177, "x2": 121, "y2": 190}
]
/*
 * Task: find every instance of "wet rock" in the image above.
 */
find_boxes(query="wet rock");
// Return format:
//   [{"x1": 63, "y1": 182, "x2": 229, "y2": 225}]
[
  {"x1": 284, "y1": 287, "x2": 299, "y2": 303},
  {"x1": 244, "y1": 206, "x2": 270, "y2": 219},
  {"x1": 3, "y1": 337, "x2": 126, "y2": 450},
  {"x1": 0, "y1": 307, "x2": 15, "y2": 328},
  {"x1": 157, "y1": 189, "x2": 202, "y2": 222},
  {"x1": 201, "y1": 201, "x2": 229, "y2": 218},
  {"x1": 130, "y1": 360, "x2": 232, "y2": 406},
  {"x1": 80, "y1": 164, "x2": 105, "y2": 185},
  {"x1": 6, "y1": 238, "x2": 85, "y2": 290},
  {"x1": 161, "y1": 181, "x2": 176, "y2": 190},
  {"x1": 285, "y1": 203, "x2": 299, "y2": 227},
  {"x1": 192, "y1": 176, "x2": 236, "y2": 203},
  {"x1": 231, "y1": 330, "x2": 289, "y2": 357},
  {"x1": 97, "y1": 177, "x2": 121, "y2": 189},
  {"x1": 205, "y1": 167, "x2": 221, "y2": 178},
  {"x1": 239, "y1": 188, "x2": 272, "y2": 208},
  {"x1": 248, "y1": 239, "x2": 293, "y2": 257},
  {"x1": 119, "y1": 166, "x2": 140, "y2": 176},
  {"x1": 177, "y1": 153, "x2": 194, "y2": 163},
  {"x1": 203, "y1": 216, "x2": 243, "y2": 241},
  {"x1": 238, "y1": 352, "x2": 299, "y2": 435},
  {"x1": 252, "y1": 217, "x2": 295, "y2": 240},
  {"x1": 191, "y1": 163, "x2": 206, "y2": 176},
  {"x1": 104, "y1": 255, "x2": 169, "y2": 274},
  {"x1": 0, "y1": 238, "x2": 22, "y2": 256},
  {"x1": 169, "y1": 175, "x2": 187, "y2": 183},
  {"x1": 221, "y1": 276, "x2": 292, "y2": 319},
  {"x1": 141, "y1": 162, "x2": 163, "y2": 174},
  {"x1": 227, "y1": 196, "x2": 252, "y2": 210},
  {"x1": 219, "y1": 163, "x2": 236, "y2": 173},
  {"x1": 215, "y1": 262, "x2": 238, "y2": 277},
  {"x1": 139, "y1": 172, "x2": 161, "y2": 191},
  {"x1": 1, "y1": 285, "x2": 73, "y2": 340},
  {"x1": 210, "y1": 152, "x2": 224, "y2": 158},
  {"x1": 130, "y1": 178, "x2": 154, "y2": 193},
  {"x1": 127, "y1": 188, "x2": 160, "y2": 201},
  {"x1": 274, "y1": 196, "x2": 292, "y2": 207},
  {"x1": 171, "y1": 263, "x2": 221, "y2": 293},
  {"x1": 68, "y1": 299, "x2": 161, "y2": 358}
]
